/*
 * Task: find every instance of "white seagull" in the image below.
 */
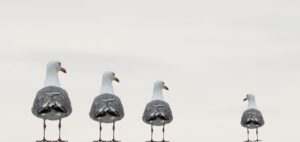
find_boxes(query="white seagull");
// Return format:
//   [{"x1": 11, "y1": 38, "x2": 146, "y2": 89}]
[
  {"x1": 142, "y1": 81, "x2": 173, "y2": 142},
  {"x1": 241, "y1": 94, "x2": 265, "y2": 142},
  {"x1": 32, "y1": 61, "x2": 72, "y2": 142},
  {"x1": 89, "y1": 71, "x2": 124, "y2": 142}
]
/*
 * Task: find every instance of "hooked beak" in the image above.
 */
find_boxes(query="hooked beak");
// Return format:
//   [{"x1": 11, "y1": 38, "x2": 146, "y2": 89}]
[
  {"x1": 114, "y1": 76, "x2": 120, "y2": 83},
  {"x1": 60, "y1": 67, "x2": 67, "y2": 73},
  {"x1": 163, "y1": 85, "x2": 169, "y2": 91},
  {"x1": 243, "y1": 97, "x2": 247, "y2": 102}
]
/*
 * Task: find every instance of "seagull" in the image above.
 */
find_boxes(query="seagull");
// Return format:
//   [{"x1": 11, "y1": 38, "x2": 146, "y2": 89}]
[
  {"x1": 142, "y1": 81, "x2": 173, "y2": 142},
  {"x1": 89, "y1": 71, "x2": 124, "y2": 142},
  {"x1": 241, "y1": 94, "x2": 265, "y2": 142},
  {"x1": 32, "y1": 61, "x2": 72, "y2": 142}
]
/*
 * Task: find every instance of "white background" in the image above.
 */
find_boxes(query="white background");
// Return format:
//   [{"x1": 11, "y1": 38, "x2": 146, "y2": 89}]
[{"x1": 0, "y1": 0, "x2": 299, "y2": 141}]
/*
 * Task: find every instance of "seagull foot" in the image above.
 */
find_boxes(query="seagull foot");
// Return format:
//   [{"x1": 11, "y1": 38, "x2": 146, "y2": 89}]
[
  {"x1": 36, "y1": 139, "x2": 48, "y2": 142},
  {"x1": 93, "y1": 140, "x2": 120, "y2": 142},
  {"x1": 93, "y1": 140, "x2": 105, "y2": 142},
  {"x1": 146, "y1": 140, "x2": 169, "y2": 142},
  {"x1": 57, "y1": 138, "x2": 68, "y2": 142},
  {"x1": 93, "y1": 140, "x2": 104, "y2": 142},
  {"x1": 244, "y1": 140, "x2": 262, "y2": 142},
  {"x1": 36, "y1": 140, "x2": 64, "y2": 142}
]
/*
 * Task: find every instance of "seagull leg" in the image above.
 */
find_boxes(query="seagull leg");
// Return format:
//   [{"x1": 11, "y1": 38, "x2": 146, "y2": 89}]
[
  {"x1": 256, "y1": 128, "x2": 261, "y2": 142},
  {"x1": 111, "y1": 121, "x2": 120, "y2": 142},
  {"x1": 247, "y1": 128, "x2": 250, "y2": 142},
  {"x1": 162, "y1": 125, "x2": 165, "y2": 142},
  {"x1": 43, "y1": 119, "x2": 46, "y2": 142},
  {"x1": 161, "y1": 125, "x2": 169, "y2": 142},
  {"x1": 147, "y1": 125, "x2": 154, "y2": 142},
  {"x1": 99, "y1": 122, "x2": 103, "y2": 142},
  {"x1": 36, "y1": 119, "x2": 47, "y2": 142},
  {"x1": 93, "y1": 122, "x2": 103, "y2": 142},
  {"x1": 244, "y1": 128, "x2": 250, "y2": 142},
  {"x1": 57, "y1": 119, "x2": 67, "y2": 142},
  {"x1": 112, "y1": 121, "x2": 115, "y2": 141},
  {"x1": 58, "y1": 119, "x2": 62, "y2": 141},
  {"x1": 151, "y1": 125, "x2": 154, "y2": 142}
]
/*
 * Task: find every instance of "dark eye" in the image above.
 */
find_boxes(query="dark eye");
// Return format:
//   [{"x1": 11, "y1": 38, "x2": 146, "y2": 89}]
[
  {"x1": 58, "y1": 62, "x2": 61, "y2": 66},
  {"x1": 113, "y1": 72, "x2": 115, "y2": 76}
]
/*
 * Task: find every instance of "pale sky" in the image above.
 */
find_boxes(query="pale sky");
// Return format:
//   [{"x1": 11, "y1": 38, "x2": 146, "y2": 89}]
[{"x1": 0, "y1": 0, "x2": 300, "y2": 142}]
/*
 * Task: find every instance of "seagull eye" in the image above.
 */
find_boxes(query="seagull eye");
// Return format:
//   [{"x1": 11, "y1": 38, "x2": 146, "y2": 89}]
[{"x1": 58, "y1": 62, "x2": 61, "y2": 66}]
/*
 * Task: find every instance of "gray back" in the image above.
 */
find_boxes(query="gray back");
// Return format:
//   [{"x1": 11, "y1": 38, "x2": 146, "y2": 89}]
[
  {"x1": 89, "y1": 93, "x2": 124, "y2": 123},
  {"x1": 241, "y1": 108, "x2": 264, "y2": 129},
  {"x1": 142, "y1": 100, "x2": 173, "y2": 126},
  {"x1": 32, "y1": 86, "x2": 72, "y2": 120}
]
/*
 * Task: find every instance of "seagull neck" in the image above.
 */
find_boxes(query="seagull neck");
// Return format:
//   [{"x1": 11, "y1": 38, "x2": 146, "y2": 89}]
[
  {"x1": 100, "y1": 78, "x2": 114, "y2": 95},
  {"x1": 151, "y1": 86, "x2": 164, "y2": 101},
  {"x1": 44, "y1": 70, "x2": 60, "y2": 87},
  {"x1": 247, "y1": 98, "x2": 257, "y2": 109}
]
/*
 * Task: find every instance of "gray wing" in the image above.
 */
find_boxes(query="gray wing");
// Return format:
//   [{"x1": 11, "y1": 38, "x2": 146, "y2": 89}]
[
  {"x1": 142, "y1": 100, "x2": 173, "y2": 126},
  {"x1": 32, "y1": 86, "x2": 72, "y2": 120},
  {"x1": 241, "y1": 108, "x2": 264, "y2": 128},
  {"x1": 89, "y1": 93, "x2": 124, "y2": 122}
]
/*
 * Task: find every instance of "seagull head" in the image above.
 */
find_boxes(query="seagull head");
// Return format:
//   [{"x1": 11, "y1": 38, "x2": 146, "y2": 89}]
[
  {"x1": 103, "y1": 71, "x2": 119, "y2": 83},
  {"x1": 243, "y1": 94, "x2": 255, "y2": 102},
  {"x1": 47, "y1": 60, "x2": 67, "y2": 74},
  {"x1": 152, "y1": 80, "x2": 170, "y2": 100},
  {"x1": 154, "y1": 80, "x2": 169, "y2": 91}
]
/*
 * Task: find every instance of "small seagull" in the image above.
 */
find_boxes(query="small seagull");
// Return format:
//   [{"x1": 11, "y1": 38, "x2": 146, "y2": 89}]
[
  {"x1": 143, "y1": 81, "x2": 173, "y2": 142},
  {"x1": 32, "y1": 61, "x2": 72, "y2": 142},
  {"x1": 241, "y1": 94, "x2": 265, "y2": 142},
  {"x1": 89, "y1": 71, "x2": 124, "y2": 142}
]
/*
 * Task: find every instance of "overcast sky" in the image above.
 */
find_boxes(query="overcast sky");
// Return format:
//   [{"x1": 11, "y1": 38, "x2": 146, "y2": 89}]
[{"x1": 0, "y1": 0, "x2": 300, "y2": 142}]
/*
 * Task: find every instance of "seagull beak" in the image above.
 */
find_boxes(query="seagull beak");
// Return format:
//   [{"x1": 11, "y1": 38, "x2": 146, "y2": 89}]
[
  {"x1": 163, "y1": 85, "x2": 169, "y2": 91},
  {"x1": 114, "y1": 76, "x2": 120, "y2": 83},
  {"x1": 60, "y1": 67, "x2": 67, "y2": 73},
  {"x1": 243, "y1": 97, "x2": 247, "y2": 101}
]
